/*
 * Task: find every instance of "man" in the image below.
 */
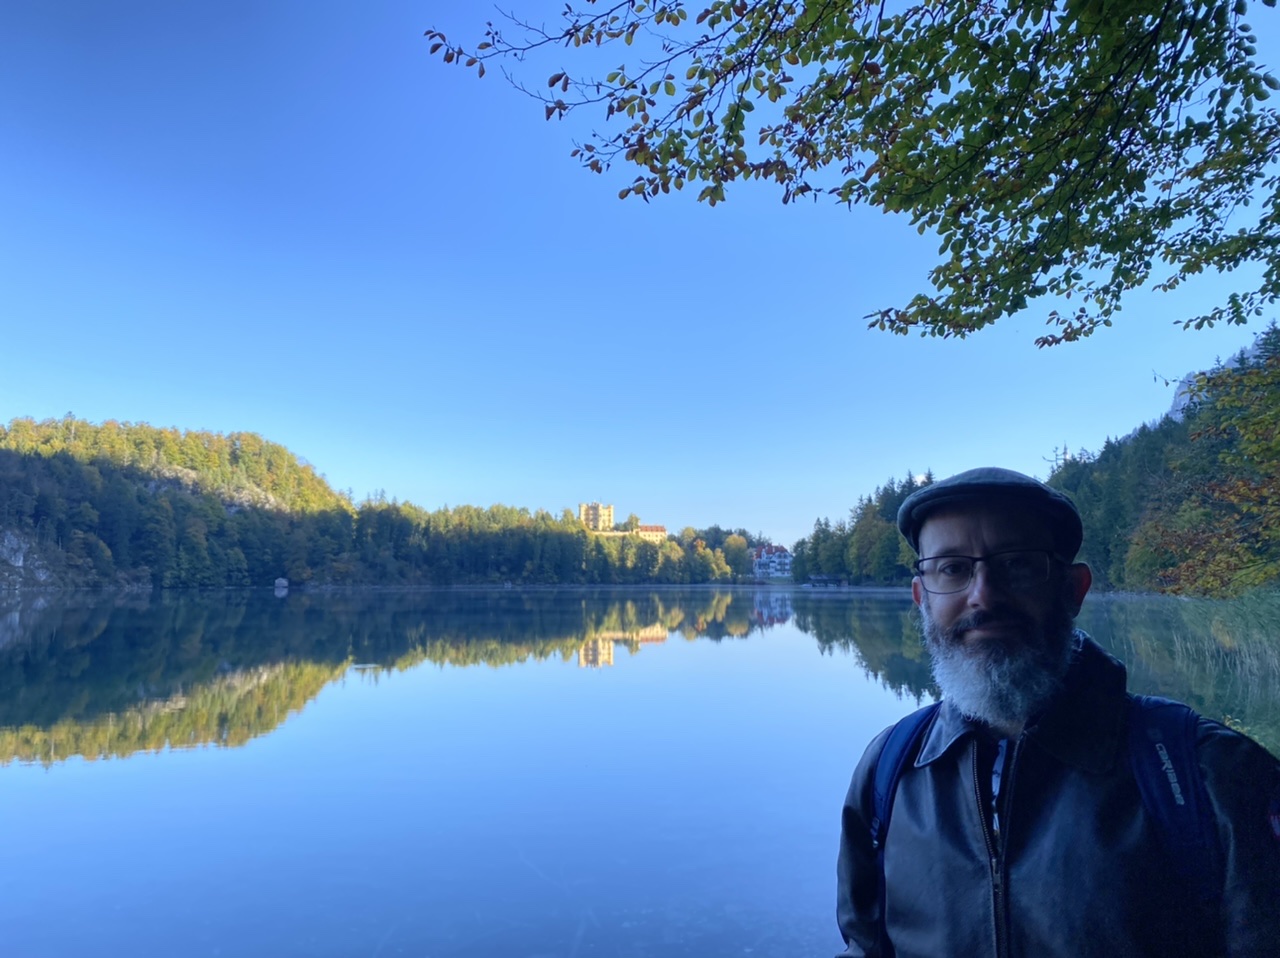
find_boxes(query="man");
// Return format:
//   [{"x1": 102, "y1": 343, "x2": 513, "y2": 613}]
[{"x1": 836, "y1": 467, "x2": 1280, "y2": 957}]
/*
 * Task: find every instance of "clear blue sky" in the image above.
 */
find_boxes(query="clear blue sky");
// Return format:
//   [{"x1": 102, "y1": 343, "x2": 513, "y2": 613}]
[{"x1": 2, "y1": 2, "x2": 1275, "y2": 547}]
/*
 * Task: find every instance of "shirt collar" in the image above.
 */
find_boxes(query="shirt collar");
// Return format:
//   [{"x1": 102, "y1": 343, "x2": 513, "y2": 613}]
[{"x1": 914, "y1": 631, "x2": 1128, "y2": 773}]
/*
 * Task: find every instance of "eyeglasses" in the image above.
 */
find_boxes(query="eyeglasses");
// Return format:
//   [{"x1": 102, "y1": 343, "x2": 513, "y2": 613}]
[{"x1": 913, "y1": 549, "x2": 1060, "y2": 595}]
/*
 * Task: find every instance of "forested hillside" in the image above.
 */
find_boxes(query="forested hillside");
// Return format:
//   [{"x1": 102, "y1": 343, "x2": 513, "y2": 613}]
[
  {"x1": 0, "y1": 416, "x2": 752, "y2": 589},
  {"x1": 1051, "y1": 325, "x2": 1280, "y2": 595},
  {"x1": 793, "y1": 326, "x2": 1280, "y2": 597}
]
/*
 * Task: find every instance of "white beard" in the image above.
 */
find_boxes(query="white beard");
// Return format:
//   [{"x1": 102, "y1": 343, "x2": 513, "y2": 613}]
[{"x1": 920, "y1": 600, "x2": 1077, "y2": 734}]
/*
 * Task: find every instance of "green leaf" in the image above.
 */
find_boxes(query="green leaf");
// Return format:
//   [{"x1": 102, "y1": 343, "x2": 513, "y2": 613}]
[{"x1": 426, "y1": 0, "x2": 1280, "y2": 347}]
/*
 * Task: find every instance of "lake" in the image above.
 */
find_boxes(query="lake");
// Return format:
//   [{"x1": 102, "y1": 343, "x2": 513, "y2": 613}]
[{"x1": 0, "y1": 587, "x2": 1276, "y2": 958}]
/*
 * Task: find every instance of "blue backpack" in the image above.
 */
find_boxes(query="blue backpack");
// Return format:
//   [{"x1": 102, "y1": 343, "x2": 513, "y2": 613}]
[{"x1": 868, "y1": 695, "x2": 1222, "y2": 956}]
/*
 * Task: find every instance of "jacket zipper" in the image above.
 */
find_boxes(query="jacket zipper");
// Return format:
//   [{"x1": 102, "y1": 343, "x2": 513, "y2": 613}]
[{"x1": 973, "y1": 739, "x2": 1016, "y2": 958}]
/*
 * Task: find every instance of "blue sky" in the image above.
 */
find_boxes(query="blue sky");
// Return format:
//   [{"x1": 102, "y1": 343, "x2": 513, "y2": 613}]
[{"x1": 2, "y1": 3, "x2": 1275, "y2": 548}]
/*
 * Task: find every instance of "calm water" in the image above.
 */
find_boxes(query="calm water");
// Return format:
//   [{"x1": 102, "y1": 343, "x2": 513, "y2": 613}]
[{"x1": 0, "y1": 588, "x2": 1276, "y2": 958}]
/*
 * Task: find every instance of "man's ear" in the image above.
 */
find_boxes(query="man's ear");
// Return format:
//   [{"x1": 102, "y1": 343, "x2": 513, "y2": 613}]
[
  {"x1": 1065, "y1": 563, "x2": 1092, "y2": 616},
  {"x1": 911, "y1": 577, "x2": 924, "y2": 608}
]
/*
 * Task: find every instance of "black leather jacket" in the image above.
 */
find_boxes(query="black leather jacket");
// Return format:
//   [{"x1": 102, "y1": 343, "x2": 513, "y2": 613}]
[{"x1": 836, "y1": 636, "x2": 1280, "y2": 957}]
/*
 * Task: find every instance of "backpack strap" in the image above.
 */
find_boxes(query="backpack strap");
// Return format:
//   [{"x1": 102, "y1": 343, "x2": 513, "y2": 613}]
[
  {"x1": 871, "y1": 701, "x2": 940, "y2": 957},
  {"x1": 1127, "y1": 694, "x2": 1223, "y2": 909}
]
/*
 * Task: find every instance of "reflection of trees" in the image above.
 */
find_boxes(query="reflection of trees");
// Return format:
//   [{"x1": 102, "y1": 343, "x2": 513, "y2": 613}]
[
  {"x1": 0, "y1": 661, "x2": 343, "y2": 767},
  {"x1": 9, "y1": 588, "x2": 1269, "y2": 764},
  {"x1": 1079, "y1": 594, "x2": 1280, "y2": 755},
  {"x1": 786, "y1": 590, "x2": 1278, "y2": 757},
  {"x1": 789, "y1": 592, "x2": 936, "y2": 703},
  {"x1": 0, "y1": 589, "x2": 774, "y2": 763}
]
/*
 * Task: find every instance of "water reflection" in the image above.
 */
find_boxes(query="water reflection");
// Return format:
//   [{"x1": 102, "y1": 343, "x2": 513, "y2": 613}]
[
  {"x1": 1, "y1": 587, "x2": 1276, "y2": 764},
  {"x1": 0, "y1": 590, "x2": 793, "y2": 764},
  {"x1": 791, "y1": 591, "x2": 934, "y2": 700},
  {"x1": 578, "y1": 636, "x2": 614, "y2": 667},
  {"x1": 1079, "y1": 593, "x2": 1280, "y2": 752}
]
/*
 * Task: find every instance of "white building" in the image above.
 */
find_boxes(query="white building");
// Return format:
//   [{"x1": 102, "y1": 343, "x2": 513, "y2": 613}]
[{"x1": 752, "y1": 545, "x2": 792, "y2": 578}]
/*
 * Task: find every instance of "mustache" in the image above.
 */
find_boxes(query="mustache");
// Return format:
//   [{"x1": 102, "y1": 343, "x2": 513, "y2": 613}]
[{"x1": 942, "y1": 608, "x2": 1036, "y2": 642}]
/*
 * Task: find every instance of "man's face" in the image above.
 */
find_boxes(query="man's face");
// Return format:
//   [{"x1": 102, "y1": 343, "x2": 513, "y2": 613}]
[{"x1": 912, "y1": 500, "x2": 1091, "y2": 733}]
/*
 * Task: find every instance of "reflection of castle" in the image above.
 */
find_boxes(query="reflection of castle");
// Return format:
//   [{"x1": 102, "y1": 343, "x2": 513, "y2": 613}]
[
  {"x1": 751, "y1": 591, "x2": 794, "y2": 627},
  {"x1": 578, "y1": 637, "x2": 615, "y2": 668},
  {"x1": 576, "y1": 623, "x2": 669, "y2": 668},
  {"x1": 0, "y1": 590, "x2": 800, "y2": 762},
  {"x1": 595, "y1": 623, "x2": 669, "y2": 645}
]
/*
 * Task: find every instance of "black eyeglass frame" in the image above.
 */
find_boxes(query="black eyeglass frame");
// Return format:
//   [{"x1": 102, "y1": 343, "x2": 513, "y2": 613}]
[{"x1": 912, "y1": 548, "x2": 1066, "y2": 595}]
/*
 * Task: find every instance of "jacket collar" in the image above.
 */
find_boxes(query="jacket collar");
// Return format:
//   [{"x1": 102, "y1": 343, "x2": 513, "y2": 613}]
[{"x1": 914, "y1": 632, "x2": 1128, "y2": 774}]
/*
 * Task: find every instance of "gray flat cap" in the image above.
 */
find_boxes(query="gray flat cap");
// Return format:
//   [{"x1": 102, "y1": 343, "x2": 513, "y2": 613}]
[{"x1": 896, "y1": 467, "x2": 1083, "y2": 559}]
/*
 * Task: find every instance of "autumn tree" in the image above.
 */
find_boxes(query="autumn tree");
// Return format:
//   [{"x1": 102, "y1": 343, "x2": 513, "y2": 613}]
[
  {"x1": 1143, "y1": 326, "x2": 1280, "y2": 593},
  {"x1": 1039, "y1": 323, "x2": 1280, "y2": 595},
  {"x1": 722, "y1": 532, "x2": 752, "y2": 577},
  {"x1": 428, "y1": 0, "x2": 1280, "y2": 345}
]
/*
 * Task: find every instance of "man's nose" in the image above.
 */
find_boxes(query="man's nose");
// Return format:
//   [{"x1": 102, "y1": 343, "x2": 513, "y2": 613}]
[{"x1": 966, "y1": 561, "x2": 1002, "y2": 606}]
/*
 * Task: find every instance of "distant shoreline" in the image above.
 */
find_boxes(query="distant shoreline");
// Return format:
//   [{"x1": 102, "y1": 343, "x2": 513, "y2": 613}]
[{"x1": 0, "y1": 580, "x2": 916, "y2": 597}]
